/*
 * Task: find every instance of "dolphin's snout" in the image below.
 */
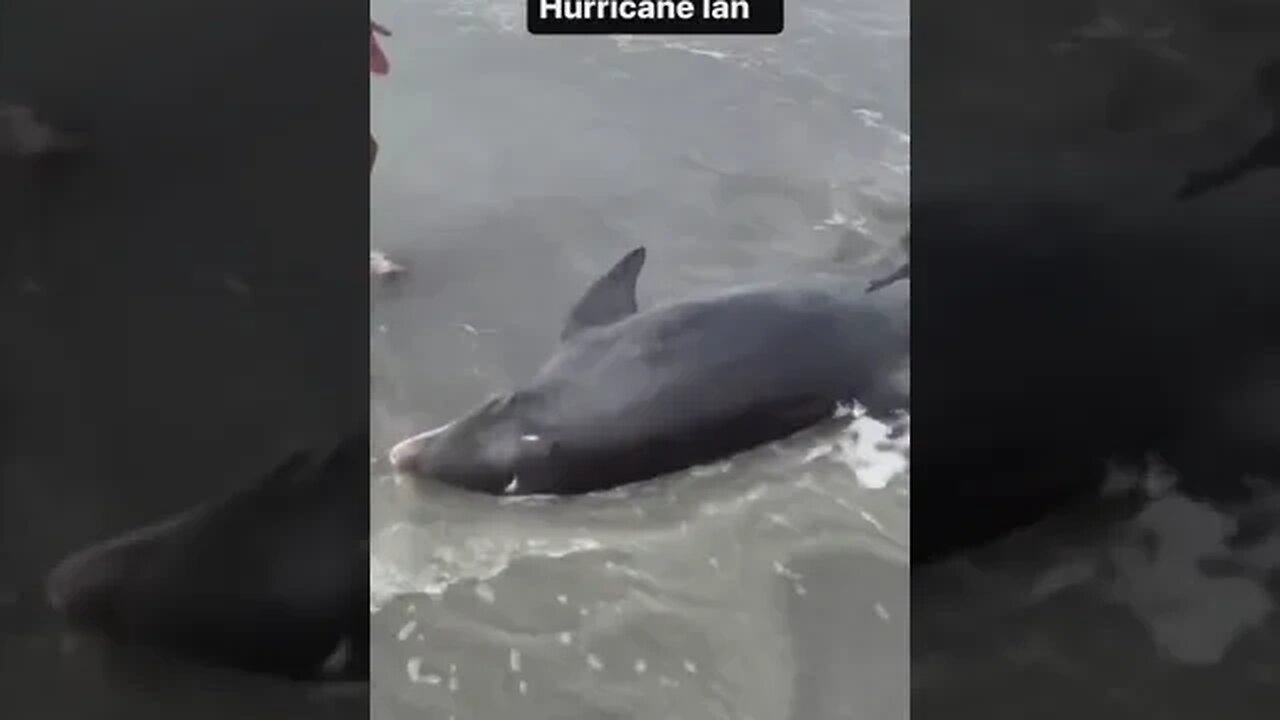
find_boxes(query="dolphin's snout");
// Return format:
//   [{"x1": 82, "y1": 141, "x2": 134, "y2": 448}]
[
  {"x1": 387, "y1": 438, "x2": 419, "y2": 472},
  {"x1": 388, "y1": 423, "x2": 454, "y2": 474}
]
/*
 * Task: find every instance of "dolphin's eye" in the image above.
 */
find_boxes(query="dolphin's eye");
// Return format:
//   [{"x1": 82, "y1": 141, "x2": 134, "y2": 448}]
[{"x1": 516, "y1": 433, "x2": 556, "y2": 461}]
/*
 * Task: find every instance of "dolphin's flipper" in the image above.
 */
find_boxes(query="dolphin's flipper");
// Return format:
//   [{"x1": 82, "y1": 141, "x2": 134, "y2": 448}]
[{"x1": 562, "y1": 246, "x2": 647, "y2": 341}]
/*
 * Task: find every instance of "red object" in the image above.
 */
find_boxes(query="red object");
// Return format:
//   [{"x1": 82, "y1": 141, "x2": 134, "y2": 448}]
[{"x1": 370, "y1": 21, "x2": 390, "y2": 75}]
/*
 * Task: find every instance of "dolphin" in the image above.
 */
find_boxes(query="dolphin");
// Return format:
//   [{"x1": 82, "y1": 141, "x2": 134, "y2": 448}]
[
  {"x1": 45, "y1": 431, "x2": 370, "y2": 681},
  {"x1": 390, "y1": 246, "x2": 909, "y2": 496}
]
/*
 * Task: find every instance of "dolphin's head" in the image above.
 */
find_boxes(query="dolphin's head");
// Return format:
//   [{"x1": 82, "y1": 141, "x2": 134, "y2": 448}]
[{"x1": 390, "y1": 392, "x2": 552, "y2": 494}]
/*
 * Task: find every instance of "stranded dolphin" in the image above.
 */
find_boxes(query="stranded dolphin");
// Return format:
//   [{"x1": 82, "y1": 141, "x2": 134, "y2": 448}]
[
  {"x1": 390, "y1": 246, "x2": 909, "y2": 496},
  {"x1": 45, "y1": 431, "x2": 370, "y2": 681}
]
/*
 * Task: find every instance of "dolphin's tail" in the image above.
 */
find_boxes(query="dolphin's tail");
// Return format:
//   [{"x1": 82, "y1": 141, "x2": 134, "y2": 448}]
[
  {"x1": 1177, "y1": 129, "x2": 1280, "y2": 201},
  {"x1": 867, "y1": 262, "x2": 910, "y2": 293},
  {"x1": 866, "y1": 231, "x2": 910, "y2": 293}
]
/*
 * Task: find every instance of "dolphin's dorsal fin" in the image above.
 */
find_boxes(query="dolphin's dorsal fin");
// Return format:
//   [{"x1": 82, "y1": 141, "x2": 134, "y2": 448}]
[{"x1": 561, "y1": 246, "x2": 647, "y2": 341}]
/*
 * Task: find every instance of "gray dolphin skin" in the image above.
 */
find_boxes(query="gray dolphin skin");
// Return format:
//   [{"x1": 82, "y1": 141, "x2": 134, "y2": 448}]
[
  {"x1": 45, "y1": 432, "x2": 370, "y2": 681},
  {"x1": 391, "y1": 246, "x2": 909, "y2": 496}
]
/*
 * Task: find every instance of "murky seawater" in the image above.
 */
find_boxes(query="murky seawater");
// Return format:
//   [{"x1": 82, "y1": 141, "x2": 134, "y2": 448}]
[
  {"x1": 369, "y1": 1, "x2": 910, "y2": 718},
  {"x1": 912, "y1": 0, "x2": 1280, "y2": 716}
]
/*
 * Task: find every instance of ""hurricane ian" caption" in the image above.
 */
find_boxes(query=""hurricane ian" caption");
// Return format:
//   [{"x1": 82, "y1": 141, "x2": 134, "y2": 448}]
[{"x1": 527, "y1": 0, "x2": 783, "y2": 34}]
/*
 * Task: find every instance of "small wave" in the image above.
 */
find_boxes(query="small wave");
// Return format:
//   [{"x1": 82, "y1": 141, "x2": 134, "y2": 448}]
[
  {"x1": 371, "y1": 527, "x2": 608, "y2": 611},
  {"x1": 919, "y1": 461, "x2": 1280, "y2": 668},
  {"x1": 370, "y1": 403, "x2": 909, "y2": 610}
]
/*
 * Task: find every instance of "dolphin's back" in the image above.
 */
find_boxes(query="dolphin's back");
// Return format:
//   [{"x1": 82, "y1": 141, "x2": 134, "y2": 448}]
[{"x1": 516, "y1": 281, "x2": 908, "y2": 492}]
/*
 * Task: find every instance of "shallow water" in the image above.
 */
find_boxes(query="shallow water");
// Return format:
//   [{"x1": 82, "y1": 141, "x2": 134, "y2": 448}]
[
  {"x1": 914, "y1": 471, "x2": 1280, "y2": 718},
  {"x1": 369, "y1": 1, "x2": 910, "y2": 718}
]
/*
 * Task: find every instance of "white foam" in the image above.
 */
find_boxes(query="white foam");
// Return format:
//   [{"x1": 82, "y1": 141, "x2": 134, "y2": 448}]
[
  {"x1": 929, "y1": 458, "x2": 1280, "y2": 669},
  {"x1": 1108, "y1": 489, "x2": 1280, "y2": 664}
]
